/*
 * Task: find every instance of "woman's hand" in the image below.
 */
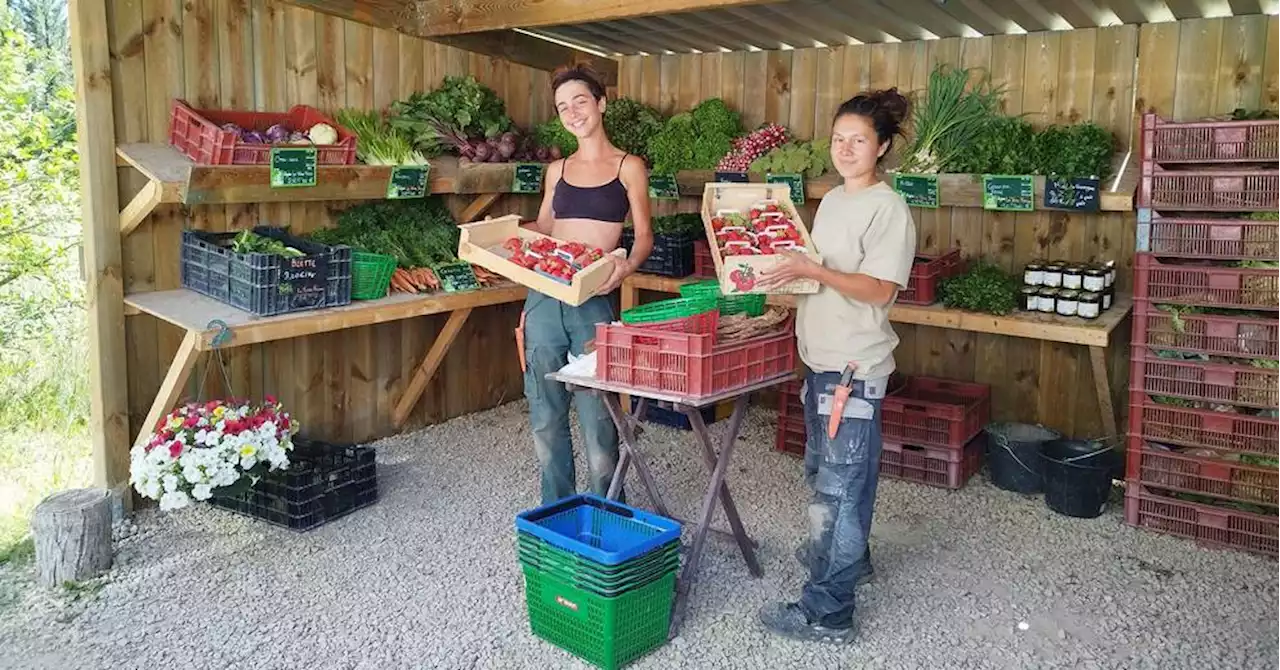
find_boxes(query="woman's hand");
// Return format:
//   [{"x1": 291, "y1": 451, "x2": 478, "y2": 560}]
[
  {"x1": 593, "y1": 254, "x2": 631, "y2": 296},
  {"x1": 757, "y1": 249, "x2": 821, "y2": 289}
]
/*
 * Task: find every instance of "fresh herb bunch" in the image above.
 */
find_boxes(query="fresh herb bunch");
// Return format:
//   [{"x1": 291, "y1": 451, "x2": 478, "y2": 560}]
[
  {"x1": 948, "y1": 115, "x2": 1037, "y2": 175},
  {"x1": 334, "y1": 108, "x2": 427, "y2": 165},
  {"x1": 938, "y1": 262, "x2": 1020, "y2": 315},
  {"x1": 310, "y1": 198, "x2": 460, "y2": 268},
  {"x1": 647, "y1": 98, "x2": 743, "y2": 173},
  {"x1": 229, "y1": 230, "x2": 305, "y2": 257},
  {"x1": 750, "y1": 138, "x2": 833, "y2": 179},
  {"x1": 1032, "y1": 122, "x2": 1114, "y2": 179},
  {"x1": 900, "y1": 64, "x2": 1006, "y2": 174},
  {"x1": 389, "y1": 76, "x2": 513, "y2": 157}
]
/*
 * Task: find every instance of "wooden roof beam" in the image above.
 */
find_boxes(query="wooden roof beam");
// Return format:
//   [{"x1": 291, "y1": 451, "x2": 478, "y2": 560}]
[{"x1": 281, "y1": 1, "x2": 619, "y2": 85}]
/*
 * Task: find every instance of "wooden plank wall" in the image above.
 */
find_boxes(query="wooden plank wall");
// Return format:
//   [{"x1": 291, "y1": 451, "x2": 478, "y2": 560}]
[
  {"x1": 618, "y1": 15, "x2": 1279, "y2": 439},
  {"x1": 108, "y1": 0, "x2": 553, "y2": 445}
]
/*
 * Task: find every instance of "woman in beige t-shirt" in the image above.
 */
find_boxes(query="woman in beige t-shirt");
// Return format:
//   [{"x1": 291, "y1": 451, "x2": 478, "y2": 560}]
[{"x1": 756, "y1": 89, "x2": 917, "y2": 644}]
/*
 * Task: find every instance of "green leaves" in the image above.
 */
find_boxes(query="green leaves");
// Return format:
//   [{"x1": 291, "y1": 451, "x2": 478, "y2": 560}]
[
  {"x1": 315, "y1": 198, "x2": 460, "y2": 268},
  {"x1": 938, "y1": 262, "x2": 1021, "y2": 315},
  {"x1": 900, "y1": 64, "x2": 1007, "y2": 174},
  {"x1": 750, "y1": 139, "x2": 832, "y2": 179},
  {"x1": 647, "y1": 99, "x2": 743, "y2": 173},
  {"x1": 389, "y1": 75, "x2": 512, "y2": 156}
]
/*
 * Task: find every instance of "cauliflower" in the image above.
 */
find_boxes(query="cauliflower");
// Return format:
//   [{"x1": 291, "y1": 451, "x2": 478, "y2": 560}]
[{"x1": 307, "y1": 123, "x2": 338, "y2": 145}]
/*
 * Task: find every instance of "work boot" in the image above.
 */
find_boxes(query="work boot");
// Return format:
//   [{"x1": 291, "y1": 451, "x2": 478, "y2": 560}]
[
  {"x1": 758, "y1": 602, "x2": 855, "y2": 644},
  {"x1": 794, "y1": 546, "x2": 875, "y2": 586}
]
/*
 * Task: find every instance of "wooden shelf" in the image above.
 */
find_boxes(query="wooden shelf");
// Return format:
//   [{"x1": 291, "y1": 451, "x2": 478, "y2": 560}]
[
  {"x1": 625, "y1": 273, "x2": 1131, "y2": 348},
  {"x1": 124, "y1": 284, "x2": 527, "y2": 350}
]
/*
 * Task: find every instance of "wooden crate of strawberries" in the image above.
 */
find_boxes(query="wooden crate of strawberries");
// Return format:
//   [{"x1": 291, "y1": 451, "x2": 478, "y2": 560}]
[
  {"x1": 700, "y1": 183, "x2": 821, "y2": 295},
  {"x1": 457, "y1": 214, "x2": 625, "y2": 306}
]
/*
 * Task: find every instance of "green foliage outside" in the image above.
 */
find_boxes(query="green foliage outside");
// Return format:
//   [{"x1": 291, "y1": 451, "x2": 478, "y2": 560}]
[{"x1": 0, "y1": 1, "x2": 92, "y2": 565}]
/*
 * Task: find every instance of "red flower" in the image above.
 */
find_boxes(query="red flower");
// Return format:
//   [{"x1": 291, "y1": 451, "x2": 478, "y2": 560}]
[
  {"x1": 265, "y1": 395, "x2": 277, "y2": 405},
  {"x1": 184, "y1": 415, "x2": 199, "y2": 429},
  {"x1": 169, "y1": 441, "x2": 183, "y2": 459}
]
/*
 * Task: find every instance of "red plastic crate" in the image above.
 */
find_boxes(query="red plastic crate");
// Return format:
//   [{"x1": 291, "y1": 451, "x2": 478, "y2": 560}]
[
  {"x1": 880, "y1": 437, "x2": 984, "y2": 490},
  {"x1": 595, "y1": 317, "x2": 794, "y2": 398},
  {"x1": 1124, "y1": 485, "x2": 1277, "y2": 556},
  {"x1": 1133, "y1": 254, "x2": 1278, "y2": 311},
  {"x1": 1125, "y1": 436, "x2": 1277, "y2": 507},
  {"x1": 1130, "y1": 351, "x2": 1279, "y2": 410},
  {"x1": 775, "y1": 415, "x2": 806, "y2": 456},
  {"x1": 1138, "y1": 164, "x2": 1278, "y2": 212},
  {"x1": 1133, "y1": 300, "x2": 1278, "y2": 360},
  {"x1": 881, "y1": 376, "x2": 992, "y2": 449},
  {"x1": 168, "y1": 99, "x2": 358, "y2": 165},
  {"x1": 1136, "y1": 213, "x2": 1278, "y2": 261},
  {"x1": 897, "y1": 249, "x2": 964, "y2": 306},
  {"x1": 693, "y1": 240, "x2": 716, "y2": 279},
  {"x1": 1140, "y1": 113, "x2": 1279, "y2": 165},
  {"x1": 1128, "y1": 391, "x2": 1278, "y2": 458}
]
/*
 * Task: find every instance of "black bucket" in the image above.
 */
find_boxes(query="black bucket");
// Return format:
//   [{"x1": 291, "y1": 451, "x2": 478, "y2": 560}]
[
  {"x1": 984, "y1": 423, "x2": 1061, "y2": 493},
  {"x1": 1041, "y1": 438, "x2": 1120, "y2": 519}
]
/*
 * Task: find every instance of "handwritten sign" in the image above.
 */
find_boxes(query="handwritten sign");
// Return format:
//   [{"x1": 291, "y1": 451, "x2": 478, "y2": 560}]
[
  {"x1": 648, "y1": 173, "x2": 680, "y2": 200},
  {"x1": 270, "y1": 147, "x2": 317, "y2": 188},
  {"x1": 714, "y1": 171, "x2": 750, "y2": 183},
  {"x1": 512, "y1": 163, "x2": 545, "y2": 194},
  {"x1": 386, "y1": 164, "x2": 429, "y2": 199},
  {"x1": 894, "y1": 174, "x2": 940, "y2": 208},
  {"x1": 766, "y1": 173, "x2": 805, "y2": 205},
  {"x1": 1043, "y1": 177, "x2": 1101, "y2": 212},
  {"x1": 433, "y1": 262, "x2": 481, "y2": 293},
  {"x1": 278, "y1": 255, "x2": 329, "y2": 309},
  {"x1": 982, "y1": 175, "x2": 1034, "y2": 212}
]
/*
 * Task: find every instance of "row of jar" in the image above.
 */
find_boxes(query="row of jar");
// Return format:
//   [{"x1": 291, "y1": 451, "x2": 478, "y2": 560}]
[
  {"x1": 1019, "y1": 286, "x2": 1116, "y2": 320},
  {"x1": 1023, "y1": 260, "x2": 1117, "y2": 292}
]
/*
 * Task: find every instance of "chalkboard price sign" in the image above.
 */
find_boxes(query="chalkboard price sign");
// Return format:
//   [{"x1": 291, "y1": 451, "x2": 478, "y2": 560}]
[
  {"x1": 386, "y1": 164, "x2": 430, "y2": 199},
  {"x1": 270, "y1": 147, "x2": 318, "y2": 188},
  {"x1": 982, "y1": 175, "x2": 1034, "y2": 212},
  {"x1": 434, "y1": 262, "x2": 481, "y2": 293},
  {"x1": 1043, "y1": 177, "x2": 1101, "y2": 212},
  {"x1": 278, "y1": 255, "x2": 329, "y2": 309},
  {"x1": 714, "y1": 171, "x2": 750, "y2": 183},
  {"x1": 893, "y1": 174, "x2": 940, "y2": 208},
  {"x1": 766, "y1": 173, "x2": 805, "y2": 205},
  {"x1": 512, "y1": 163, "x2": 545, "y2": 194},
  {"x1": 648, "y1": 173, "x2": 680, "y2": 199}
]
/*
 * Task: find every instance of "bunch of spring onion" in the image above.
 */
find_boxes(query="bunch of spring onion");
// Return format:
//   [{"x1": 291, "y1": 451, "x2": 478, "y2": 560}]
[
  {"x1": 334, "y1": 108, "x2": 429, "y2": 166},
  {"x1": 898, "y1": 64, "x2": 1006, "y2": 174}
]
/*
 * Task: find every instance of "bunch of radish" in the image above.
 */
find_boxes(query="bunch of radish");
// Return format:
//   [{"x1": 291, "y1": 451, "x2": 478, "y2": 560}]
[
  {"x1": 709, "y1": 200, "x2": 806, "y2": 256},
  {"x1": 459, "y1": 131, "x2": 560, "y2": 164},
  {"x1": 715, "y1": 123, "x2": 790, "y2": 172}
]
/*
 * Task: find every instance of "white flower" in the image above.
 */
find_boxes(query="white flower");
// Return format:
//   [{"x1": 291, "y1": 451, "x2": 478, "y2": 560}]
[
  {"x1": 240, "y1": 456, "x2": 258, "y2": 471},
  {"x1": 159, "y1": 490, "x2": 191, "y2": 511},
  {"x1": 143, "y1": 479, "x2": 162, "y2": 499},
  {"x1": 191, "y1": 483, "x2": 213, "y2": 501},
  {"x1": 162, "y1": 474, "x2": 179, "y2": 492}
]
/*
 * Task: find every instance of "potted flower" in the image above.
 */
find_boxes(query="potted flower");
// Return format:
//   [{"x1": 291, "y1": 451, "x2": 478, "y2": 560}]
[{"x1": 130, "y1": 396, "x2": 298, "y2": 511}]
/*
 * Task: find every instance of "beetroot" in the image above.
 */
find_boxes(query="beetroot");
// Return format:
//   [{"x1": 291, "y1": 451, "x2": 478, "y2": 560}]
[{"x1": 473, "y1": 142, "x2": 492, "y2": 161}]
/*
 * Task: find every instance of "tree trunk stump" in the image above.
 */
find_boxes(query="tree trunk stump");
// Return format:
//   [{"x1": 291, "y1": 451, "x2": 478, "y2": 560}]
[{"x1": 31, "y1": 488, "x2": 113, "y2": 588}]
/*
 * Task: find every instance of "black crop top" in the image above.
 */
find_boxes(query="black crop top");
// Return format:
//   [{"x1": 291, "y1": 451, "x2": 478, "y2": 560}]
[{"x1": 551, "y1": 154, "x2": 631, "y2": 224}]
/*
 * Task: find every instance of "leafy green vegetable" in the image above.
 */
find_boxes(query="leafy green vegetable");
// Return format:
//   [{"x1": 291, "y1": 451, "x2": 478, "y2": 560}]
[
  {"x1": 309, "y1": 198, "x2": 460, "y2": 268},
  {"x1": 1032, "y1": 122, "x2": 1114, "y2": 179},
  {"x1": 1231, "y1": 107, "x2": 1279, "y2": 120},
  {"x1": 228, "y1": 230, "x2": 305, "y2": 257},
  {"x1": 900, "y1": 64, "x2": 1006, "y2": 174},
  {"x1": 534, "y1": 117, "x2": 578, "y2": 156},
  {"x1": 389, "y1": 76, "x2": 512, "y2": 157},
  {"x1": 938, "y1": 262, "x2": 1020, "y2": 315},
  {"x1": 1247, "y1": 210, "x2": 1279, "y2": 221},
  {"x1": 948, "y1": 115, "x2": 1037, "y2": 175},
  {"x1": 334, "y1": 108, "x2": 426, "y2": 165},
  {"x1": 750, "y1": 139, "x2": 833, "y2": 179},
  {"x1": 647, "y1": 98, "x2": 742, "y2": 173}
]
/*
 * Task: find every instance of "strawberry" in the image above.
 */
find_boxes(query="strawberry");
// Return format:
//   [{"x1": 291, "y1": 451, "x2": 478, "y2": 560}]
[
  {"x1": 749, "y1": 208, "x2": 761, "y2": 219},
  {"x1": 503, "y1": 237, "x2": 525, "y2": 253},
  {"x1": 766, "y1": 203, "x2": 780, "y2": 213}
]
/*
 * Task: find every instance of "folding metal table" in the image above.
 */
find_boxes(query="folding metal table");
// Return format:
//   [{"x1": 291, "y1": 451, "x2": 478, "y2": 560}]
[{"x1": 546, "y1": 367, "x2": 795, "y2": 635}]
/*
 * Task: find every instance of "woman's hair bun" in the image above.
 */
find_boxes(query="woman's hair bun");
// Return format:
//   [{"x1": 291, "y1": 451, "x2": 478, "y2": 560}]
[{"x1": 867, "y1": 88, "x2": 911, "y2": 129}]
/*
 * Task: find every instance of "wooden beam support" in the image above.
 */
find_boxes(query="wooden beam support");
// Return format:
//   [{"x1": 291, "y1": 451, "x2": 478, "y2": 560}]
[
  {"x1": 1089, "y1": 345, "x2": 1119, "y2": 440},
  {"x1": 392, "y1": 308, "x2": 473, "y2": 427},
  {"x1": 279, "y1": 0, "x2": 619, "y2": 85},
  {"x1": 134, "y1": 331, "x2": 202, "y2": 448},
  {"x1": 71, "y1": 0, "x2": 131, "y2": 491},
  {"x1": 460, "y1": 193, "x2": 502, "y2": 223},
  {"x1": 119, "y1": 180, "x2": 162, "y2": 236},
  {"x1": 410, "y1": 0, "x2": 778, "y2": 37}
]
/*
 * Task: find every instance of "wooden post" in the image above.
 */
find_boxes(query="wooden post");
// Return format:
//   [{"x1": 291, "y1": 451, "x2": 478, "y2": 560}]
[
  {"x1": 32, "y1": 489, "x2": 114, "y2": 588},
  {"x1": 70, "y1": 0, "x2": 130, "y2": 493}
]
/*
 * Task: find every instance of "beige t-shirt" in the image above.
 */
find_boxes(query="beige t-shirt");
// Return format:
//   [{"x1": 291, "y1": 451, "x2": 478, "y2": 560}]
[{"x1": 796, "y1": 181, "x2": 917, "y2": 378}]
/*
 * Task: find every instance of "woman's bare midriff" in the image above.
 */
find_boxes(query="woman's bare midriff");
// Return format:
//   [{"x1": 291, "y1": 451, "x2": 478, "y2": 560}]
[{"x1": 551, "y1": 217, "x2": 624, "y2": 253}]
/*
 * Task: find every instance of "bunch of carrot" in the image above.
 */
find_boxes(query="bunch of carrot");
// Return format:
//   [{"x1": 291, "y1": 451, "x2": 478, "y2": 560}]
[{"x1": 391, "y1": 267, "x2": 440, "y2": 293}]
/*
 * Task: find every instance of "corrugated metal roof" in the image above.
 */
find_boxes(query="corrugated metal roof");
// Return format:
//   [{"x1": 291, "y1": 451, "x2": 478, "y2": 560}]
[{"x1": 529, "y1": 0, "x2": 1277, "y2": 55}]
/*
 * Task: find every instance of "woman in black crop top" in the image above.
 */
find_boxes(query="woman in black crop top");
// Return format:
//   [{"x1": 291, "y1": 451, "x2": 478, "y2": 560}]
[{"x1": 519, "y1": 66, "x2": 653, "y2": 506}]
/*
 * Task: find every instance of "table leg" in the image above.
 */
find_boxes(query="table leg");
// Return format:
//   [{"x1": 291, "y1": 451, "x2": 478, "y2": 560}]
[
  {"x1": 684, "y1": 396, "x2": 763, "y2": 574},
  {"x1": 1089, "y1": 345, "x2": 1119, "y2": 439},
  {"x1": 600, "y1": 392, "x2": 670, "y2": 517}
]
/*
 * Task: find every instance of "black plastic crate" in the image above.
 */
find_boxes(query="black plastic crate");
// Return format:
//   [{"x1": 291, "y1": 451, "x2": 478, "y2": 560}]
[
  {"x1": 620, "y1": 229, "x2": 696, "y2": 278},
  {"x1": 628, "y1": 395, "x2": 733, "y2": 430},
  {"x1": 209, "y1": 437, "x2": 377, "y2": 531},
  {"x1": 181, "y1": 226, "x2": 352, "y2": 317}
]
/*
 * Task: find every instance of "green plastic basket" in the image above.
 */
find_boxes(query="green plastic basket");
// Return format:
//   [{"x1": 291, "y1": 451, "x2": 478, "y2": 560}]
[
  {"x1": 679, "y1": 279, "x2": 766, "y2": 317},
  {"x1": 517, "y1": 536, "x2": 680, "y2": 594},
  {"x1": 522, "y1": 565, "x2": 675, "y2": 670},
  {"x1": 350, "y1": 251, "x2": 397, "y2": 300},
  {"x1": 620, "y1": 295, "x2": 716, "y2": 325}
]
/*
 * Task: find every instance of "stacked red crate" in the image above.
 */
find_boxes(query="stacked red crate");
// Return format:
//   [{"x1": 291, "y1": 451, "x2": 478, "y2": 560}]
[{"x1": 1127, "y1": 112, "x2": 1279, "y2": 557}]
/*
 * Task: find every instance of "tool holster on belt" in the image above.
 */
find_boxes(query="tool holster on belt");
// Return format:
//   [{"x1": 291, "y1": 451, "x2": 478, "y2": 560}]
[{"x1": 515, "y1": 311, "x2": 527, "y2": 373}]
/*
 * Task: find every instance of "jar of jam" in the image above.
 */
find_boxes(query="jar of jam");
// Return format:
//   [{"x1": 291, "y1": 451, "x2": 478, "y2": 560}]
[
  {"x1": 1056, "y1": 289, "x2": 1080, "y2": 316},
  {"x1": 1078, "y1": 291, "x2": 1102, "y2": 319},
  {"x1": 1102, "y1": 286, "x2": 1114, "y2": 311},
  {"x1": 1042, "y1": 261, "x2": 1065, "y2": 288},
  {"x1": 1037, "y1": 287, "x2": 1059, "y2": 313},
  {"x1": 1020, "y1": 285, "x2": 1039, "y2": 311},
  {"x1": 1062, "y1": 265, "x2": 1085, "y2": 290},
  {"x1": 1103, "y1": 260, "x2": 1116, "y2": 288},
  {"x1": 1083, "y1": 266, "x2": 1107, "y2": 292},
  {"x1": 1023, "y1": 261, "x2": 1046, "y2": 286}
]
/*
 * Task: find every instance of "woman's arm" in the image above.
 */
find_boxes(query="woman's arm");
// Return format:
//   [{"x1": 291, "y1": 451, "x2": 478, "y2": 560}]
[
  {"x1": 522, "y1": 160, "x2": 564, "y2": 234},
  {"x1": 809, "y1": 265, "x2": 899, "y2": 306}
]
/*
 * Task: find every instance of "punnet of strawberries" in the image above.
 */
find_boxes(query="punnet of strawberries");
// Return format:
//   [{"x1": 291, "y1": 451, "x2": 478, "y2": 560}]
[
  {"x1": 502, "y1": 236, "x2": 605, "y2": 283},
  {"x1": 708, "y1": 199, "x2": 806, "y2": 257}
]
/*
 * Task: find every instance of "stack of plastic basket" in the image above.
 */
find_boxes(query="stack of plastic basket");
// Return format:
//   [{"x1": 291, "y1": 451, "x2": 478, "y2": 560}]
[
  {"x1": 1127, "y1": 111, "x2": 1279, "y2": 557},
  {"x1": 515, "y1": 494, "x2": 682, "y2": 670}
]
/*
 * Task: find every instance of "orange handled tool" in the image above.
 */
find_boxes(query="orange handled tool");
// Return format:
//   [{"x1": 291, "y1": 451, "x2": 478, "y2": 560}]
[
  {"x1": 827, "y1": 363, "x2": 858, "y2": 439},
  {"x1": 515, "y1": 311, "x2": 527, "y2": 373}
]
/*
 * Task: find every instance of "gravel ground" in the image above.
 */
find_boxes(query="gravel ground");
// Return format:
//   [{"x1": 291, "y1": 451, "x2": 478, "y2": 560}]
[{"x1": 1, "y1": 400, "x2": 1276, "y2": 670}]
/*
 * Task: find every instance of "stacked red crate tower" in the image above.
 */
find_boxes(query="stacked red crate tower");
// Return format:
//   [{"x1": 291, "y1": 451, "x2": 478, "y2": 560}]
[{"x1": 1126, "y1": 112, "x2": 1279, "y2": 556}]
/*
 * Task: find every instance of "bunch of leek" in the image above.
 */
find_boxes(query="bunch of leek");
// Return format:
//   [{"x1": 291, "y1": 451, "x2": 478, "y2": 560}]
[
  {"x1": 899, "y1": 64, "x2": 1006, "y2": 174},
  {"x1": 334, "y1": 109, "x2": 428, "y2": 166}
]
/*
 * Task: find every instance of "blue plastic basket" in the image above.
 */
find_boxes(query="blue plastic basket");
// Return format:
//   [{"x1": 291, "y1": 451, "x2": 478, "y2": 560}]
[{"x1": 515, "y1": 494, "x2": 682, "y2": 566}]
